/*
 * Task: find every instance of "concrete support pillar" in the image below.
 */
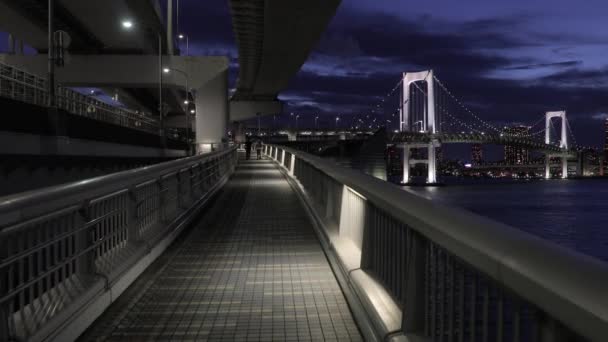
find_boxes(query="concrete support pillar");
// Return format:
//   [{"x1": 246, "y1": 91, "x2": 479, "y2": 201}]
[
  {"x1": 7, "y1": 33, "x2": 15, "y2": 54},
  {"x1": 281, "y1": 149, "x2": 285, "y2": 166},
  {"x1": 195, "y1": 69, "x2": 227, "y2": 153},
  {"x1": 166, "y1": 0, "x2": 174, "y2": 55},
  {"x1": 427, "y1": 143, "x2": 437, "y2": 184},
  {"x1": 402, "y1": 145, "x2": 409, "y2": 184},
  {"x1": 562, "y1": 157, "x2": 568, "y2": 179},
  {"x1": 232, "y1": 121, "x2": 245, "y2": 144},
  {"x1": 545, "y1": 156, "x2": 551, "y2": 179}
]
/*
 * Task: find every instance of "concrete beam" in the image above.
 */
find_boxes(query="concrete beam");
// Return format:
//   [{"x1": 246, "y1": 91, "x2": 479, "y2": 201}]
[
  {"x1": 229, "y1": 100, "x2": 283, "y2": 122},
  {"x1": 0, "y1": 54, "x2": 228, "y2": 88}
]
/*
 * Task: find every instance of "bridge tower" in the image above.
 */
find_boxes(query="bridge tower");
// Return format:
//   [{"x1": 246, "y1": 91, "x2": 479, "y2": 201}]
[
  {"x1": 544, "y1": 111, "x2": 569, "y2": 179},
  {"x1": 400, "y1": 70, "x2": 440, "y2": 184}
]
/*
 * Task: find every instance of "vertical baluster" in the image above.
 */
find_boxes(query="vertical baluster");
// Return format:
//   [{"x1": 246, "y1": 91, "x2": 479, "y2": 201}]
[
  {"x1": 18, "y1": 232, "x2": 25, "y2": 316},
  {"x1": 470, "y1": 274, "x2": 477, "y2": 342},
  {"x1": 439, "y1": 250, "x2": 445, "y2": 341},
  {"x1": 424, "y1": 241, "x2": 430, "y2": 336},
  {"x1": 430, "y1": 244, "x2": 437, "y2": 339},
  {"x1": 53, "y1": 220, "x2": 60, "y2": 287},
  {"x1": 497, "y1": 289, "x2": 504, "y2": 342},
  {"x1": 448, "y1": 256, "x2": 455, "y2": 342},
  {"x1": 0, "y1": 235, "x2": 10, "y2": 341},
  {"x1": 482, "y1": 282, "x2": 489, "y2": 342},
  {"x1": 37, "y1": 227, "x2": 44, "y2": 302},
  {"x1": 28, "y1": 229, "x2": 35, "y2": 311},
  {"x1": 512, "y1": 301, "x2": 520, "y2": 342},
  {"x1": 458, "y1": 267, "x2": 465, "y2": 342}
]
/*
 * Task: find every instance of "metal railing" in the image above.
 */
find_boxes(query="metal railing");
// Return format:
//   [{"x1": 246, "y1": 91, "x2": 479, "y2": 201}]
[
  {"x1": 265, "y1": 144, "x2": 608, "y2": 342},
  {"x1": 0, "y1": 147, "x2": 237, "y2": 341},
  {"x1": 0, "y1": 61, "x2": 161, "y2": 135}
]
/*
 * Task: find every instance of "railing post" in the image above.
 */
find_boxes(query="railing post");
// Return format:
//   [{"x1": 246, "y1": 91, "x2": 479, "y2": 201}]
[
  {"x1": 402, "y1": 230, "x2": 427, "y2": 333},
  {"x1": 76, "y1": 203, "x2": 95, "y2": 276},
  {"x1": 537, "y1": 313, "x2": 569, "y2": 342},
  {"x1": 290, "y1": 154, "x2": 296, "y2": 175},
  {"x1": 127, "y1": 188, "x2": 141, "y2": 243},
  {"x1": 0, "y1": 238, "x2": 10, "y2": 341}
]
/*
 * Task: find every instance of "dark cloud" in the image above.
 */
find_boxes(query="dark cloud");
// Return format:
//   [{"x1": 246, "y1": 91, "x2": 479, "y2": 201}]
[
  {"x1": 502, "y1": 61, "x2": 582, "y2": 70},
  {"x1": 277, "y1": 6, "x2": 608, "y2": 147}
]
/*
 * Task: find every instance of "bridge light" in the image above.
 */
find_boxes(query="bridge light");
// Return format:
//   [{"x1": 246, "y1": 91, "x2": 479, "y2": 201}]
[
  {"x1": 163, "y1": 68, "x2": 170, "y2": 73},
  {"x1": 178, "y1": 34, "x2": 185, "y2": 39},
  {"x1": 184, "y1": 100, "x2": 189, "y2": 105},
  {"x1": 190, "y1": 109, "x2": 195, "y2": 114}
]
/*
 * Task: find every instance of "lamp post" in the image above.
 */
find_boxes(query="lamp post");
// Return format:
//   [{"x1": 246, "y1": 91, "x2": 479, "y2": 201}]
[
  {"x1": 335, "y1": 116, "x2": 340, "y2": 130},
  {"x1": 296, "y1": 115, "x2": 300, "y2": 130},
  {"x1": 178, "y1": 34, "x2": 189, "y2": 56},
  {"x1": 315, "y1": 115, "x2": 319, "y2": 130}
]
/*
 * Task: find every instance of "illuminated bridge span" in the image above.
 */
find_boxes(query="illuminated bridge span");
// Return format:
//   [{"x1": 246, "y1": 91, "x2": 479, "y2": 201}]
[
  {"x1": 390, "y1": 131, "x2": 576, "y2": 155},
  {"x1": 390, "y1": 70, "x2": 578, "y2": 183}
]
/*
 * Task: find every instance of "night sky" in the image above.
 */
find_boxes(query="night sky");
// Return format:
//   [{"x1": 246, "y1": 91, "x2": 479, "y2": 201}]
[
  {"x1": 2, "y1": 1, "x2": 607, "y2": 148},
  {"x1": 179, "y1": 0, "x2": 608, "y2": 148}
]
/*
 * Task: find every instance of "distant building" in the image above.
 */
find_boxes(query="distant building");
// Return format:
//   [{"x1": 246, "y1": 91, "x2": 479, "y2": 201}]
[
  {"x1": 471, "y1": 143, "x2": 483, "y2": 165},
  {"x1": 604, "y1": 118, "x2": 608, "y2": 158},
  {"x1": 503, "y1": 125, "x2": 530, "y2": 165}
]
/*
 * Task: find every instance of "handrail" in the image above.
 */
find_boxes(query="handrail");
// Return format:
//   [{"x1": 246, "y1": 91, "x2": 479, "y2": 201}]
[
  {"x1": 266, "y1": 144, "x2": 608, "y2": 341},
  {"x1": 0, "y1": 147, "x2": 237, "y2": 341},
  {"x1": 0, "y1": 61, "x2": 181, "y2": 138},
  {"x1": 0, "y1": 148, "x2": 234, "y2": 226}
]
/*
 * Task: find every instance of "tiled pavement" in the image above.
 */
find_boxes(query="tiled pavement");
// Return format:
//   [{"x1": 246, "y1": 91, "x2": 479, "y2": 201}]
[{"x1": 79, "y1": 159, "x2": 363, "y2": 341}]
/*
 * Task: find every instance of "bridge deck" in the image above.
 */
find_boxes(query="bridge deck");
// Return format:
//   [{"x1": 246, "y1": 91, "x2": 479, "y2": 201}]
[{"x1": 79, "y1": 159, "x2": 362, "y2": 341}]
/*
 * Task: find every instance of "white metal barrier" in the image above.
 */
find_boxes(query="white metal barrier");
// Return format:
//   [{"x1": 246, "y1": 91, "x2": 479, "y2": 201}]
[{"x1": 265, "y1": 144, "x2": 608, "y2": 342}]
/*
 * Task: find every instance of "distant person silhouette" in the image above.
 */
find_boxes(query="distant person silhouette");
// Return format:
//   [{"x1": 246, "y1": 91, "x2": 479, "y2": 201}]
[
  {"x1": 256, "y1": 141, "x2": 262, "y2": 159},
  {"x1": 245, "y1": 140, "x2": 252, "y2": 160}
]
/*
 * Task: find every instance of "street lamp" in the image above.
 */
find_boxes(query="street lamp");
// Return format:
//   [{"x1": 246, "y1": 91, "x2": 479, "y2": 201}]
[
  {"x1": 178, "y1": 34, "x2": 189, "y2": 56},
  {"x1": 296, "y1": 115, "x2": 300, "y2": 130},
  {"x1": 335, "y1": 116, "x2": 340, "y2": 130},
  {"x1": 315, "y1": 115, "x2": 319, "y2": 129}
]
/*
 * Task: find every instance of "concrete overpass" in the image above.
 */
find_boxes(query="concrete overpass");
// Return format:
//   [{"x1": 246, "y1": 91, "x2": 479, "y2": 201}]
[{"x1": 0, "y1": 0, "x2": 341, "y2": 151}]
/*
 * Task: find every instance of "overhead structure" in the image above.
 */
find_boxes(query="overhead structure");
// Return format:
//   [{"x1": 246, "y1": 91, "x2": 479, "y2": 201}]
[{"x1": 228, "y1": 0, "x2": 341, "y2": 120}]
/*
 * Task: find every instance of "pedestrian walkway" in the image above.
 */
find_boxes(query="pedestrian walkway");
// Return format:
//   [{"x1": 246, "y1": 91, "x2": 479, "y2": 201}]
[{"x1": 79, "y1": 158, "x2": 363, "y2": 341}]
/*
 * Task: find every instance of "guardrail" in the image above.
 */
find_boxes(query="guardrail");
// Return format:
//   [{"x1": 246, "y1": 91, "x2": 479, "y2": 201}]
[
  {"x1": 0, "y1": 61, "x2": 162, "y2": 136},
  {"x1": 264, "y1": 144, "x2": 608, "y2": 341},
  {"x1": 0, "y1": 147, "x2": 237, "y2": 341}
]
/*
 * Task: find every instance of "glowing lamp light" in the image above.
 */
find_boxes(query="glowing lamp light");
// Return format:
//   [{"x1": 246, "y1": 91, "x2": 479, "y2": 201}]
[
  {"x1": 122, "y1": 20, "x2": 133, "y2": 29},
  {"x1": 163, "y1": 68, "x2": 170, "y2": 73}
]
